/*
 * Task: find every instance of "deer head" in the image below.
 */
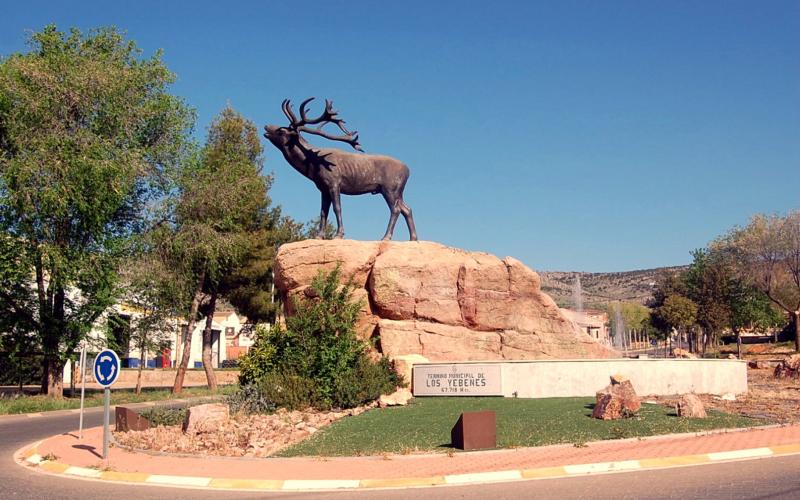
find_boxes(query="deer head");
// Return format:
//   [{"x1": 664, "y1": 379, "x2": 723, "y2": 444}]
[{"x1": 264, "y1": 98, "x2": 363, "y2": 152}]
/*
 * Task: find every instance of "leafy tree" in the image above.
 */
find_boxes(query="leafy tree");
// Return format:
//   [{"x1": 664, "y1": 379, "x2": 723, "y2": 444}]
[
  {"x1": 654, "y1": 294, "x2": 698, "y2": 338},
  {"x1": 0, "y1": 26, "x2": 193, "y2": 397},
  {"x1": 717, "y1": 211, "x2": 800, "y2": 352},
  {"x1": 649, "y1": 269, "x2": 689, "y2": 308},
  {"x1": 606, "y1": 302, "x2": 651, "y2": 349},
  {"x1": 168, "y1": 106, "x2": 268, "y2": 393},
  {"x1": 683, "y1": 249, "x2": 735, "y2": 354},
  {"x1": 219, "y1": 204, "x2": 305, "y2": 324},
  {"x1": 117, "y1": 253, "x2": 186, "y2": 395}
]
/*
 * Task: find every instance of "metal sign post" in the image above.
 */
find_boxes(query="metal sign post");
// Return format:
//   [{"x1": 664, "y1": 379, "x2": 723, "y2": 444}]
[
  {"x1": 93, "y1": 349, "x2": 120, "y2": 459},
  {"x1": 78, "y1": 344, "x2": 87, "y2": 439}
]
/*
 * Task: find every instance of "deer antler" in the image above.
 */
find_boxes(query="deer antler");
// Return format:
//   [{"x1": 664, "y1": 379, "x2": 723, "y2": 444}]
[
  {"x1": 282, "y1": 97, "x2": 363, "y2": 151},
  {"x1": 281, "y1": 99, "x2": 298, "y2": 124}
]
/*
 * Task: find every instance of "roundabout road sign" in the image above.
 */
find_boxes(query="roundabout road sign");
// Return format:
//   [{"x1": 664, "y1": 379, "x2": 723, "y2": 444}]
[{"x1": 93, "y1": 349, "x2": 120, "y2": 388}]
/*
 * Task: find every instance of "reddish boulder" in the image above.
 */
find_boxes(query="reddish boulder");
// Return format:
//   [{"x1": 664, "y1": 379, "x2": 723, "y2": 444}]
[
  {"x1": 676, "y1": 394, "x2": 707, "y2": 418},
  {"x1": 274, "y1": 240, "x2": 618, "y2": 362},
  {"x1": 183, "y1": 403, "x2": 230, "y2": 435},
  {"x1": 592, "y1": 375, "x2": 641, "y2": 420},
  {"x1": 774, "y1": 354, "x2": 800, "y2": 379}
]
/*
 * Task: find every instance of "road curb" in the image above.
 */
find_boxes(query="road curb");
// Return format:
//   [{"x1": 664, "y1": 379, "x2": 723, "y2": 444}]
[{"x1": 14, "y1": 440, "x2": 800, "y2": 492}]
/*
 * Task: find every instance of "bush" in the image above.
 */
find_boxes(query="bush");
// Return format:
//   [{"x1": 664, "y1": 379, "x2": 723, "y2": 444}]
[
  {"x1": 139, "y1": 406, "x2": 187, "y2": 427},
  {"x1": 258, "y1": 372, "x2": 319, "y2": 410},
  {"x1": 237, "y1": 325, "x2": 278, "y2": 386},
  {"x1": 225, "y1": 384, "x2": 277, "y2": 415},
  {"x1": 332, "y1": 356, "x2": 402, "y2": 409},
  {"x1": 234, "y1": 266, "x2": 402, "y2": 411}
]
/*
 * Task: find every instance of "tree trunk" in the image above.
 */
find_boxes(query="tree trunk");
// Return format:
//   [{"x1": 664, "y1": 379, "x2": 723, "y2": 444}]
[
  {"x1": 40, "y1": 285, "x2": 67, "y2": 398},
  {"x1": 202, "y1": 291, "x2": 218, "y2": 392},
  {"x1": 701, "y1": 329, "x2": 708, "y2": 357},
  {"x1": 794, "y1": 311, "x2": 800, "y2": 353},
  {"x1": 69, "y1": 359, "x2": 77, "y2": 397},
  {"x1": 172, "y1": 272, "x2": 206, "y2": 394},
  {"x1": 42, "y1": 357, "x2": 64, "y2": 398},
  {"x1": 737, "y1": 335, "x2": 742, "y2": 359},
  {"x1": 135, "y1": 347, "x2": 146, "y2": 396}
]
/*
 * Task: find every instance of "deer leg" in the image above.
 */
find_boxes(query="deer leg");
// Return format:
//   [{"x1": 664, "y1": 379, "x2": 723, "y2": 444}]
[
  {"x1": 381, "y1": 192, "x2": 401, "y2": 241},
  {"x1": 331, "y1": 190, "x2": 345, "y2": 239},
  {"x1": 318, "y1": 193, "x2": 331, "y2": 239},
  {"x1": 399, "y1": 199, "x2": 417, "y2": 241}
]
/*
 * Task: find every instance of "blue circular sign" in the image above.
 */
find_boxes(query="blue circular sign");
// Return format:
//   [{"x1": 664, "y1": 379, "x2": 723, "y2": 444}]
[{"x1": 93, "y1": 349, "x2": 121, "y2": 387}]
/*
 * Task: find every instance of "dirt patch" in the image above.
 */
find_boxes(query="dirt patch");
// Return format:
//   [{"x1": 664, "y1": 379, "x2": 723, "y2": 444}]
[
  {"x1": 114, "y1": 404, "x2": 375, "y2": 458},
  {"x1": 653, "y1": 369, "x2": 799, "y2": 424}
]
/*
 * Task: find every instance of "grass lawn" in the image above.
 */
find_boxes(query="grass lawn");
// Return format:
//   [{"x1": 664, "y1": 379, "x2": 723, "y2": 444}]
[
  {"x1": 0, "y1": 384, "x2": 238, "y2": 415},
  {"x1": 278, "y1": 397, "x2": 764, "y2": 457}
]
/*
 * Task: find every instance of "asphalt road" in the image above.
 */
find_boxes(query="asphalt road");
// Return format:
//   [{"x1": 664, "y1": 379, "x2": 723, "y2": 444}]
[{"x1": 2, "y1": 408, "x2": 799, "y2": 499}]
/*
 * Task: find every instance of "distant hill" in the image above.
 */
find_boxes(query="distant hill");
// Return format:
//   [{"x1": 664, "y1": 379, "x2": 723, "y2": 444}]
[{"x1": 539, "y1": 266, "x2": 688, "y2": 309}]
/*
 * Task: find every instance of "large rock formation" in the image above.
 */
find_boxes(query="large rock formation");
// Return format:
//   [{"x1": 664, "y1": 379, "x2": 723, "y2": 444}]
[{"x1": 274, "y1": 240, "x2": 617, "y2": 362}]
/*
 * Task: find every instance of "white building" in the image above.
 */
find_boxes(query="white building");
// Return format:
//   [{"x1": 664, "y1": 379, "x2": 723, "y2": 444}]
[
  {"x1": 560, "y1": 308, "x2": 611, "y2": 345},
  {"x1": 83, "y1": 303, "x2": 251, "y2": 369}
]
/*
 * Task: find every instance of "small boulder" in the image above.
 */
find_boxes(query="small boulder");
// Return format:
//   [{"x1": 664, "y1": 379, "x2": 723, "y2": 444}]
[
  {"x1": 592, "y1": 376, "x2": 640, "y2": 420},
  {"x1": 182, "y1": 403, "x2": 229, "y2": 435},
  {"x1": 592, "y1": 393, "x2": 625, "y2": 420},
  {"x1": 676, "y1": 394, "x2": 707, "y2": 418},
  {"x1": 378, "y1": 387, "x2": 413, "y2": 408},
  {"x1": 672, "y1": 348, "x2": 697, "y2": 359},
  {"x1": 774, "y1": 354, "x2": 800, "y2": 379},
  {"x1": 391, "y1": 354, "x2": 430, "y2": 388},
  {"x1": 610, "y1": 373, "x2": 629, "y2": 384}
]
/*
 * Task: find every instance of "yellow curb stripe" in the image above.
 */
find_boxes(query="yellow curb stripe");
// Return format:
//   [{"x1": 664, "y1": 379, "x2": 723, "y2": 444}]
[
  {"x1": 208, "y1": 478, "x2": 284, "y2": 490},
  {"x1": 521, "y1": 466, "x2": 568, "y2": 479},
  {"x1": 360, "y1": 476, "x2": 446, "y2": 488},
  {"x1": 100, "y1": 471, "x2": 152, "y2": 483},
  {"x1": 39, "y1": 461, "x2": 70, "y2": 473},
  {"x1": 639, "y1": 454, "x2": 711, "y2": 468},
  {"x1": 770, "y1": 444, "x2": 800, "y2": 455}
]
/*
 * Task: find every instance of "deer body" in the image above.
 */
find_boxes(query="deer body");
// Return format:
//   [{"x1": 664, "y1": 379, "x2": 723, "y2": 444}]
[{"x1": 265, "y1": 98, "x2": 417, "y2": 241}]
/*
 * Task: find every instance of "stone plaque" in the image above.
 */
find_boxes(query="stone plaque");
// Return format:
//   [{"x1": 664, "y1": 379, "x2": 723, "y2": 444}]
[{"x1": 413, "y1": 363, "x2": 502, "y2": 396}]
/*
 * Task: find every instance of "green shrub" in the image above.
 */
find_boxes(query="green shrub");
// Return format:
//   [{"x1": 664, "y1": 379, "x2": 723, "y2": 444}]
[
  {"x1": 258, "y1": 372, "x2": 319, "y2": 410},
  {"x1": 234, "y1": 265, "x2": 402, "y2": 411},
  {"x1": 332, "y1": 356, "x2": 402, "y2": 409},
  {"x1": 140, "y1": 406, "x2": 187, "y2": 427},
  {"x1": 225, "y1": 384, "x2": 277, "y2": 415},
  {"x1": 237, "y1": 325, "x2": 278, "y2": 386}
]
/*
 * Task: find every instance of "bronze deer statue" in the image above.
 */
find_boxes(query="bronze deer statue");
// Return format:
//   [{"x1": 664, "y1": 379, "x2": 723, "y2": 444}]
[{"x1": 264, "y1": 98, "x2": 417, "y2": 241}]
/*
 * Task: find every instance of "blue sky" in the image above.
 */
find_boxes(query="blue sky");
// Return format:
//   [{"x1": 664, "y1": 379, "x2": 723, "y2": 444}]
[{"x1": 2, "y1": 1, "x2": 798, "y2": 272}]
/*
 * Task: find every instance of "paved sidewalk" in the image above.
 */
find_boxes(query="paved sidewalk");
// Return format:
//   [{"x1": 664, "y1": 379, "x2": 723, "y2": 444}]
[{"x1": 15, "y1": 424, "x2": 800, "y2": 491}]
